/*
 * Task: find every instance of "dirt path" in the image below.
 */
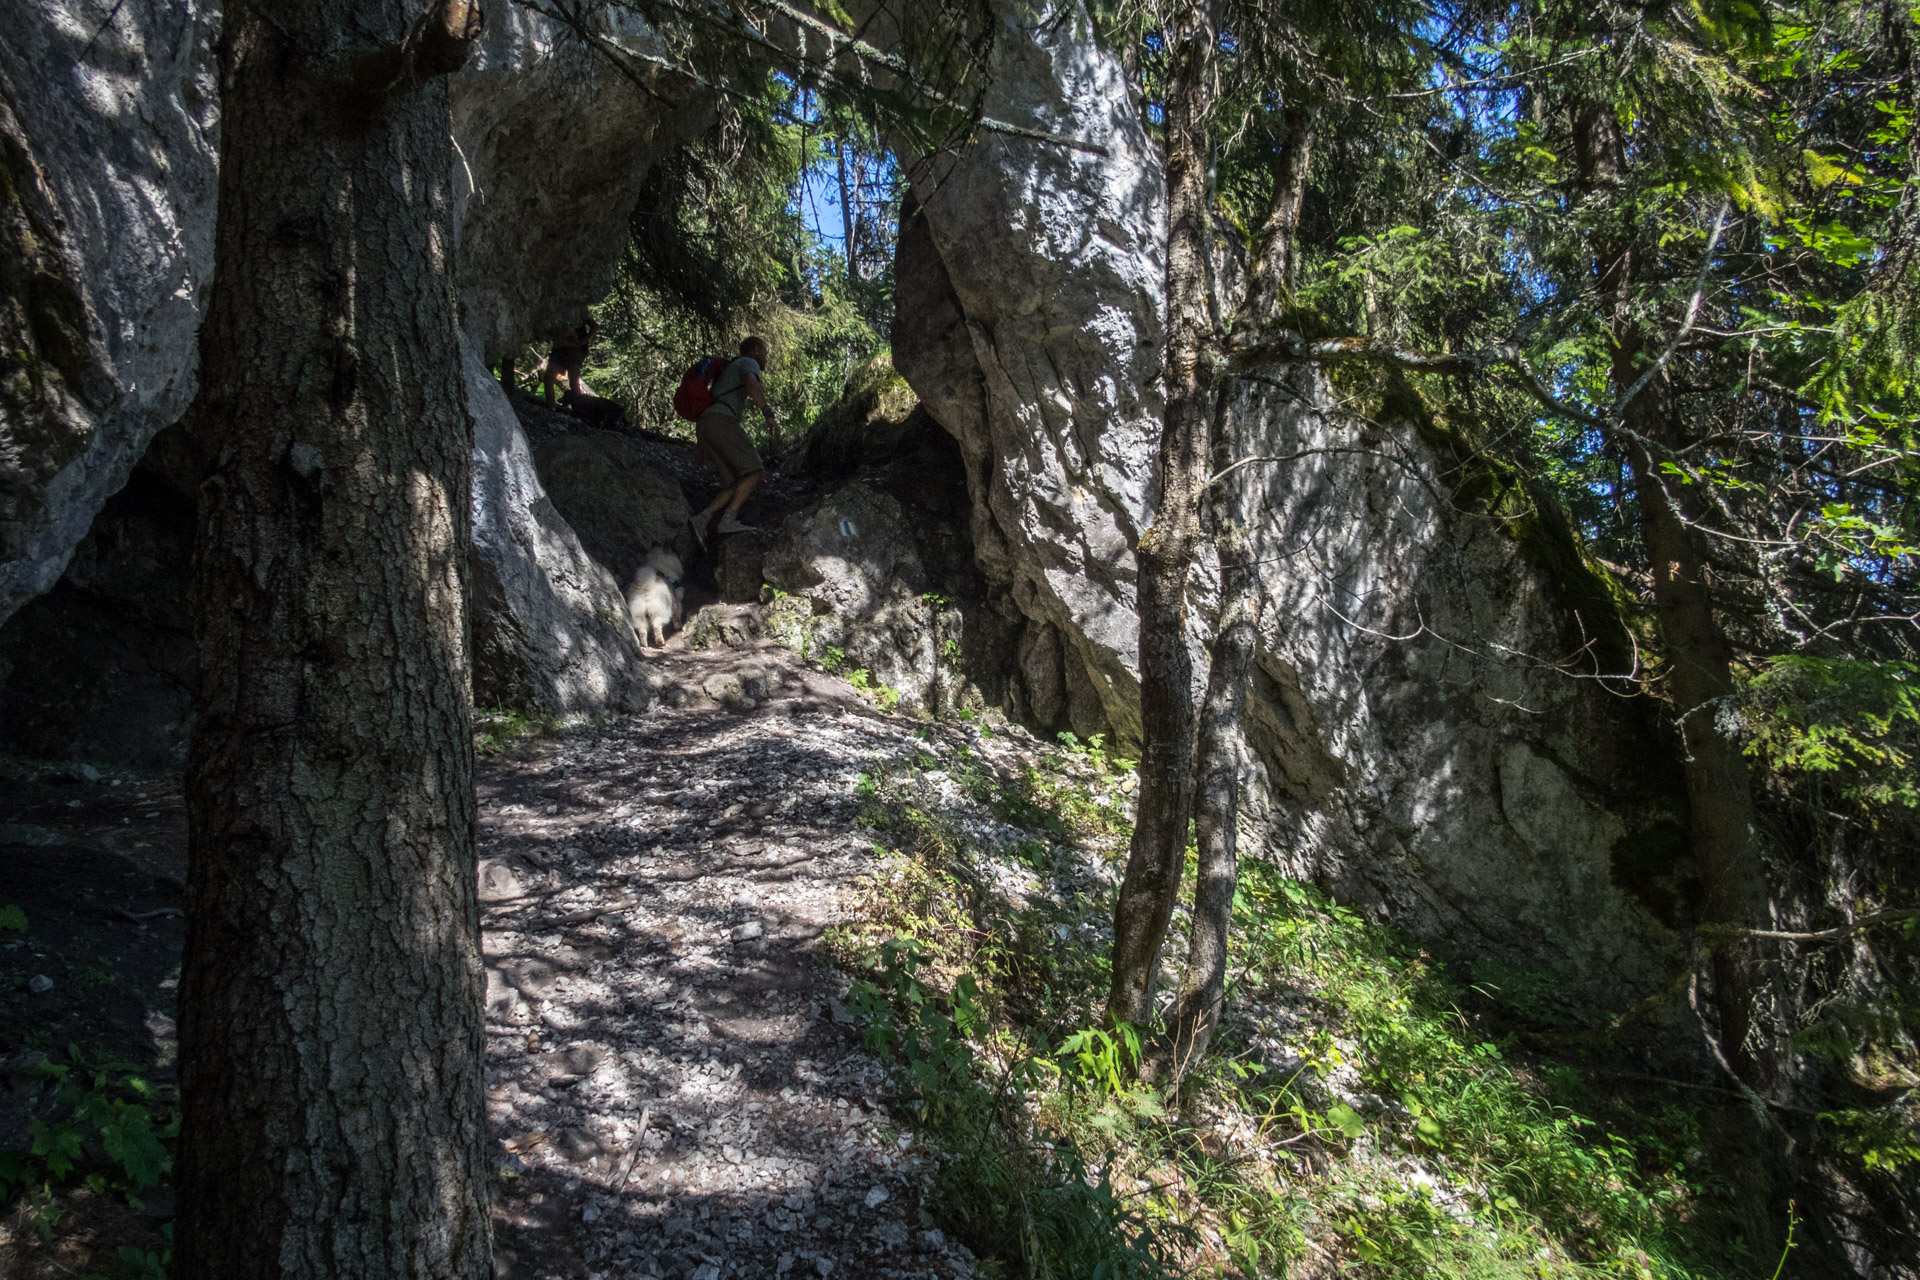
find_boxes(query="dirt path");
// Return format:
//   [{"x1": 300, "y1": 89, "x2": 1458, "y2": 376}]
[{"x1": 478, "y1": 634, "x2": 982, "y2": 1280}]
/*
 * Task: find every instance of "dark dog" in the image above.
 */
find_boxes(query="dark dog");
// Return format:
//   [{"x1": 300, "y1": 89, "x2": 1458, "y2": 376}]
[{"x1": 560, "y1": 390, "x2": 631, "y2": 432}]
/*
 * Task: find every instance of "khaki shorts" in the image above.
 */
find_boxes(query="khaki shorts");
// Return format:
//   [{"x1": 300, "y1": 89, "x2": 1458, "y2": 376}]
[{"x1": 695, "y1": 407, "x2": 762, "y2": 485}]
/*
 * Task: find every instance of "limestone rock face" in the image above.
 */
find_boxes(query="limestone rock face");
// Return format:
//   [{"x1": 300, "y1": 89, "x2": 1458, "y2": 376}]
[
  {"x1": 893, "y1": 0, "x2": 1167, "y2": 743},
  {"x1": 532, "y1": 431, "x2": 693, "y2": 582},
  {"x1": 0, "y1": 0, "x2": 219, "y2": 626},
  {"x1": 1217, "y1": 369, "x2": 1690, "y2": 1007},
  {"x1": 450, "y1": 8, "x2": 714, "y2": 364},
  {"x1": 889, "y1": 0, "x2": 1686, "y2": 1012},
  {"x1": 466, "y1": 348, "x2": 653, "y2": 714},
  {"x1": 762, "y1": 483, "x2": 980, "y2": 718}
]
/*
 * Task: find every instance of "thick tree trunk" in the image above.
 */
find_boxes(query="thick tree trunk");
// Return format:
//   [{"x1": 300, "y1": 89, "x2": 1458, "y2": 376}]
[
  {"x1": 176, "y1": 4, "x2": 490, "y2": 1277},
  {"x1": 1106, "y1": 1, "x2": 1218, "y2": 1031},
  {"x1": 1166, "y1": 518, "x2": 1260, "y2": 1078}
]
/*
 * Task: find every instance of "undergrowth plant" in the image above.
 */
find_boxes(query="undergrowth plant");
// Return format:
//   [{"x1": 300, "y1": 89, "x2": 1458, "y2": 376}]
[
  {"x1": 0, "y1": 1045, "x2": 176, "y2": 1233},
  {"x1": 831, "y1": 741, "x2": 1755, "y2": 1279}
]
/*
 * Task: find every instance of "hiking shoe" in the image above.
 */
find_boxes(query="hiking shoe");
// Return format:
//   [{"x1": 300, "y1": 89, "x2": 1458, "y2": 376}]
[
  {"x1": 686, "y1": 515, "x2": 707, "y2": 549},
  {"x1": 715, "y1": 513, "x2": 758, "y2": 536}
]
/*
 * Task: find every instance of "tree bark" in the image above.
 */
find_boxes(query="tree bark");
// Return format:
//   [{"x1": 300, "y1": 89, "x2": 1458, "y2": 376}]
[
  {"x1": 838, "y1": 140, "x2": 859, "y2": 282},
  {"x1": 1106, "y1": 0, "x2": 1218, "y2": 1031},
  {"x1": 1618, "y1": 382, "x2": 1773, "y2": 1086},
  {"x1": 1235, "y1": 104, "x2": 1315, "y2": 342},
  {"x1": 1166, "y1": 514, "x2": 1260, "y2": 1078},
  {"x1": 176, "y1": 3, "x2": 490, "y2": 1277},
  {"x1": 1575, "y1": 104, "x2": 1773, "y2": 1088}
]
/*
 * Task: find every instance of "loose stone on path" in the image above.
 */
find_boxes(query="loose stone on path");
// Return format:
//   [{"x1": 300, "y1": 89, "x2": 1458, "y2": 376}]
[{"x1": 477, "y1": 645, "x2": 989, "y2": 1280}]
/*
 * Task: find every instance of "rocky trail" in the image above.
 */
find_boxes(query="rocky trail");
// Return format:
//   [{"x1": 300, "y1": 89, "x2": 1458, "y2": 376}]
[{"x1": 477, "y1": 626, "x2": 994, "y2": 1280}]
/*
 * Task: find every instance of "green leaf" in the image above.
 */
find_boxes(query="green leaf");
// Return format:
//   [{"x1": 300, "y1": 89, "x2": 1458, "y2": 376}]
[
  {"x1": 1326, "y1": 1102, "x2": 1366, "y2": 1140},
  {"x1": 0, "y1": 904, "x2": 25, "y2": 933}
]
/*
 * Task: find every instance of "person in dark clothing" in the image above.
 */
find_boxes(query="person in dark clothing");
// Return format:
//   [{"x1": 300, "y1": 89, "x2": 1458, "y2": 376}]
[
  {"x1": 688, "y1": 335, "x2": 781, "y2": 545},
  {"x1": 541, "y1": 318, "x2": 595, "y2": 402}
]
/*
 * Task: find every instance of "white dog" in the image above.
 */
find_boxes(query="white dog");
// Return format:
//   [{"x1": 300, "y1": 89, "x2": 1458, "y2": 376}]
[{"x1": 626, "y1": 547, "x2": 685, "y2": 648}]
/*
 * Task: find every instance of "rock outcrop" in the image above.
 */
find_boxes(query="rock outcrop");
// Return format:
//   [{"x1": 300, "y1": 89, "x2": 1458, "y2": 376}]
[
  {"x1": 450, "y1": 7, "x2": 714, "y2": 364},
  {"x1": 889, "y1": 0, "x2": 1687, "y2": 1012},
  {"x1": 0, "y1": 0, "x2": 219, "y2": 626},
  {"x1": 466, "y1": 349, "x2": 654, "y2": 714},
  {"x1": 533, "y1": 431, "x2": 693, "y2": 580},
  {"x1": 0, "y1": 0, "x2": 1691, "y2": 1013},
  {"x1": 0, "y1": 1, "x2": 711, "y2": 721}
]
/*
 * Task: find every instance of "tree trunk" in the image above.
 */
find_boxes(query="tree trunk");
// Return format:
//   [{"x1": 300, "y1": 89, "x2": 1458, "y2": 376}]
[
  {"x1": 1106, "y1": 1, "x2": 1218, "y2": 1031},
  {"x1": 1235, "y1": 104, "x2": 1315, "y2": 341},
  {"x1": 1575, "y1": 102, "x2": 1773, "y2": 1088},
  {"x1": 1619, "y1": 385, "x2": 1773, "y2": 1086},
  {"x1": 176, "y1": 4, "x2": 490, "y2": 1277},
  {"x1": 838, "y1": 141, "x2": 858, "y2": 282},
  {"x1": 1166, "y1": 515, "x2": 1260, "y2": 1078}
]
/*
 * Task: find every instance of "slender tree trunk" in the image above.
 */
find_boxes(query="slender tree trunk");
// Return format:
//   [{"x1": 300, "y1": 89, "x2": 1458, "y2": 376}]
[
  {"x1": 1619, "y1": 384, "x2": 1773, "y2": 1085},
  {"x1": 1167, "y1": 515, "x2": 1260, "y2": 1078},
  {"x1": 1106, "y1": 1, "x2": 1218, "y2": 1031},
  {"x1": 1235, "y1": 105, "x2": 1315, "y2": 341},
  {"x1": 1573, "y1": 102, "x2": 1773, "y2": 1088},
  {"x1": 838, "y1": 141, "x2": 858, "y2": 282},
  {"x1": 176, "y1": 4, "x2": 490, "y2": 1277}
]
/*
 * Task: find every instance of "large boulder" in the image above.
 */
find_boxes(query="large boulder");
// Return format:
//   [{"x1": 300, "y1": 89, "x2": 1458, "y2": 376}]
[
  {"x1": 466, "y1": 348, "x2": 653, "y2": 714},
  {"x1": 451, "y1": 8, "x2": 715, "y2": 363},
  {"x1": 761, "y1": 483, "x2": 971, "y2": 718},
  {"x1": 532, "y1": 430, "x2": 693, "y2": 581},
  {"x1": 0, "y1": 0, "x2": 219, "y2": 626}
]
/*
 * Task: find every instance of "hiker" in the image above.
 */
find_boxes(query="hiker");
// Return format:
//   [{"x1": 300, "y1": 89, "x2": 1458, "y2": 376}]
[
  {"x1": 540, "y1": 318, "x2": 594, "y2": 403},
  {"x1": 688, "y1": 336, "x2": 781, "y2": 545}
]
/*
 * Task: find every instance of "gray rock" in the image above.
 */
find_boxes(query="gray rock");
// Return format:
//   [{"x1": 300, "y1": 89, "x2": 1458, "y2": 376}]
[
  {"x1": 762, "y1": 484, "x2": 941, "y2": 713},
  {"x1": 555, "y1": 1128, "x2": 601, "y2": 1163},
  {"x1": 883, "y1": 0, "x2": 1687, "y2": 1012},
  {"x1": 477, "y1": 859, "x2": 525, "y2": 903},
  {"x1": 27, "y1": 975, "x2": 53, "y2": 994},
  {"x1": 533, "y1": 430, "x2": 693, "y2": 579},
  {"x1": 467, "y1": 345, "x2": 654, "y2": 715},
  {"x1": 450, "y1": 4, "x2": 716, "y2": 364},
  {"x1": 0, "y1": 0, "x2": 219, "y2": 627},
  {"x1": 715, "y1": 530, "x2": 774, "y2": 604},
  {"x1": 0, "y1": 824, "x2": 66, "y2": 847}
]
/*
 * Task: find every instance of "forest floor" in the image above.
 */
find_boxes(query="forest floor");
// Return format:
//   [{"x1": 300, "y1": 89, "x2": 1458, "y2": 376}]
[
  {"x1": 0, "y1": 600, "x2": 1069, "y2": 1280},
  {"x1": 476, "y1": 629, "x2": 1010, "y2": 1280}
]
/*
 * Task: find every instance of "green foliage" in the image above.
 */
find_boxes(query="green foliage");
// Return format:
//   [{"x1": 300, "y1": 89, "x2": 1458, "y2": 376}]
[
  {"x1": 845, "y1": 940, "x2": 1183, "y2": 1276},
  {"x1": 0, "y1": 1046, "x2": 176, "y2": 1210},
  {"x1": 0, "y1": 903, "x2": 26, "y2": 932},
  {"x1": 1741, "y1": 657, "x2": 1920, "y2": 807},
  {"x1": 1221, "y1": 863, "x2": 1738, "y2": 1277},
  {"x1": 1820, "y1": 1098, "x2": 1920, "y2": 1173},
  {"x1": 473, "y1": 705, "x2": 562, "y2": 757},
  {"x1": 836, "y1": 747, "x2": 1747, "y2": 1278}
]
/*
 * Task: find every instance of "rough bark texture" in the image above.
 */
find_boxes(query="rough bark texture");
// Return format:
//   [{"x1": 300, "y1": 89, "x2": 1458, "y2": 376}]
[
  {"x1": 175, "y1": 3, "x2": 491, "y2": 1276},
  {"x1": 1105, "y1": 3, "x2": 1217, "y2": 1030},
  {"x1": 1576, "y1": 104, "x2": 1772, "y2": 1088},
  {"x1": 1619, "y1": 396, "x2": 1771, "y2": 1083},
  {"x1": 1168, "y1": 519, "x2": 1260, "y2": 1076}
]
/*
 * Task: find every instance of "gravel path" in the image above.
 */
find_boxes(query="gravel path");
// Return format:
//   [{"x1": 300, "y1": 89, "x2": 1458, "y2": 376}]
[{"x1": 479, "y1": 637, "x2": 983, "y2": 1280}]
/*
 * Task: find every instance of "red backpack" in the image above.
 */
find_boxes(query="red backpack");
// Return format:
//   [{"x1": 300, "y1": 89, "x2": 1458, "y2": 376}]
[{"x1": 672, "y1": 354, "x2": 726, "y2": 421}]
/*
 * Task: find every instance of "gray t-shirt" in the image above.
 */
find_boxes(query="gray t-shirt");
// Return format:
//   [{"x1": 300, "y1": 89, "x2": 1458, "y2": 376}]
[{"x1": 709, "y1": 356, "x2": 761, "y2": 419}]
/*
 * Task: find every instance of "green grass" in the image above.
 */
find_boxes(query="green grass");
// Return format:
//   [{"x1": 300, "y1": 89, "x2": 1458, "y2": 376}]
[{"x1": 830, "y1": 746, "x2": 1752, "y2": 1279}]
